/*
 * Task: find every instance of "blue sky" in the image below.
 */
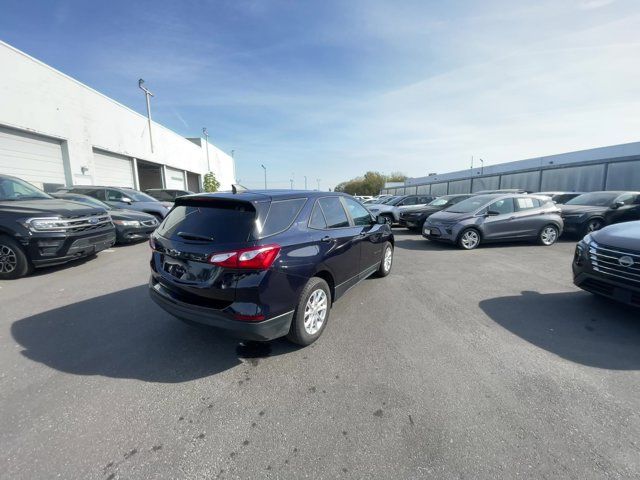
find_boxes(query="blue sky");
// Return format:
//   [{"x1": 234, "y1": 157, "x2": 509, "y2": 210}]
[{"x1": 2, "y1": 0, "x2": 639, "y2": 189}]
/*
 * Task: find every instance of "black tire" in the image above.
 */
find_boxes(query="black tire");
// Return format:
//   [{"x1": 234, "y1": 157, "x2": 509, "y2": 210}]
[
  {"x1": 457, "y1": 228, "x2": 481, "y2": 250},
  {"x1": 537, "y1": 224, "x2": 559, "y2": 246},
  {"x1": 0, "y1": 235, "x2": 33, "y2": 280},
  {"x1": 582, "y1": 218, "x2": 604, "y2": 237},
  {"x1": 375, "y1": 242, "x2": 393, "y2": 277},
  {"x1": 286, "y1": 277, "x2": 331, "y2": 346}
]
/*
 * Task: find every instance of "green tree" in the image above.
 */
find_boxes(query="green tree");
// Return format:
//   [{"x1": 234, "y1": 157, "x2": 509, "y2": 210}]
[
  {"x1": 203, "y1": 172, "x2": 220, "y2": 192},
  {"x1": 334, "y1": 171, "x2": 406, "y2": 196}
]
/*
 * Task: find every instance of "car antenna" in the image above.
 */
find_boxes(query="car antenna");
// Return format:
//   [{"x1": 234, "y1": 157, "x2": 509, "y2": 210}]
[{"x1": 232, "y1": 184, "x2": 248, "y2": 194}]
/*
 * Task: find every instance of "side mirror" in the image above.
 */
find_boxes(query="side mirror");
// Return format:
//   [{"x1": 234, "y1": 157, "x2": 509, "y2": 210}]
[
  {"x1": 376, "y1": 215, "x2": 387, "y2": 224},
  {"x1": 121, "y1": 197, "x2": 133, "y2": 204},
  {"x1": 486, "y1": 210, "x2": 500, "y2": 216},
  {"x1": 612, "y1": 201, "x2": 624, "y2": 209}
]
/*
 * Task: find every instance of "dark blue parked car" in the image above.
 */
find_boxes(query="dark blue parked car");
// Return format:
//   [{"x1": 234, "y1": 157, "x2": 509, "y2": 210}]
[{"x1": 148, "y1": 190, "x2": 394, "y2": 345}]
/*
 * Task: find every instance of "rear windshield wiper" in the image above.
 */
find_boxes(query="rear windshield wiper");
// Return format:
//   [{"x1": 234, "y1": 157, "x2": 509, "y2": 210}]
[{"x1": 177, "y1": 231, "x2": 214, "y2": 242}]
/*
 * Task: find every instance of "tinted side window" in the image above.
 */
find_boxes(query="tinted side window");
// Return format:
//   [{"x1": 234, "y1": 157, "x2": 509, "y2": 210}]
[
  {"x1": 309, "y1": 203, "x2": 327, "y2": 229},
  {"x1": 151, "y1": 190, "x2": 173, "y2": 201},
  {"x1": 260, "y1": 198, "x2": 306, "y2": 237},
  {"x1": 73, "y1": 188, "x2": 106, "y2": 200},
  {"x1": 318, "y1": 197, "x2": 350, "y2": 228},
  {"x1": 401, "y1": 196, "x2": 417, "y2": 206},
  {"x1": 488, "y1": 198, "x2": 515, "y2": 215},
  {"x1": 417, "y1": 196, "x2": 432, "y2": 204},
  {"x1": 343, "y1": 198, "x2": 372, "y2": 226},
  {"x1": 107, "y1": 189, "x2": 123, "y2": 201},
  {"x1": 615, "y1": 193, "x2": 634, "y2": 206}
]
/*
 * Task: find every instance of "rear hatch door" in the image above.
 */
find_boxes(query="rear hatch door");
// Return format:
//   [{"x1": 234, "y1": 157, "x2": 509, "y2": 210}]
[{"x1": 152, "y1": 197, "x2": 267, "y2": 305}]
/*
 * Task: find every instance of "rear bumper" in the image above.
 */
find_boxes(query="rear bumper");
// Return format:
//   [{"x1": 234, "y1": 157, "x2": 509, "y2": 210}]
[{"x1": 149, "y1": 279, "x2": 294, "y2": 341}]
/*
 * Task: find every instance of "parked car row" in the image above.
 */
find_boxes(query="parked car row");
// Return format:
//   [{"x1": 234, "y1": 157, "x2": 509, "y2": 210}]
[
  {"x1": 0, "y1": 174, "x2": 192, "y2": 279},
  {"x1": 371, "y1": 189, "x2": 639, "y2": 308},
  {"x1": 370, "y1": 190, "x2": 639, "y2": 250}
]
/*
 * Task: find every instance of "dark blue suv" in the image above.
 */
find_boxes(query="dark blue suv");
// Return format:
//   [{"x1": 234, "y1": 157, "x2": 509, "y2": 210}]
[{"x1": 149, "y1": 190, "x2": 394, "y2": 345}]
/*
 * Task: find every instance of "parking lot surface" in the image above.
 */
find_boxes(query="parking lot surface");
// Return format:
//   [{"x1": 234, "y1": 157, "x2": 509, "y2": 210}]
[{"x1": 1, "y1": 232, "x2": 639, "y2": 479}]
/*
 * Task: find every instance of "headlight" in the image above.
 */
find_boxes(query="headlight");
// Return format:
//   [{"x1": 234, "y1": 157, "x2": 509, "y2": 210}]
[
  {"x1": 582, "y1": 233, "x2": 597, "y2": 247},
  {"x1": 113, "y1": 220, "x2": 141, "y2": 227},
  {"x1": 22, "y1": 217, "x2": 67, "y2": 232}
]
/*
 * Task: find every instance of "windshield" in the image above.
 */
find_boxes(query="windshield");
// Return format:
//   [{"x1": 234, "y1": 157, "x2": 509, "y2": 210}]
[
  {"x1": 565, "y1": 192, "x2": 619, "y2": 206},
  {"x1": 428, "y1": 196, "x2": 451, "y2": 207},
  {"x1": 123, "y1": 190, "x2": 159, "y2": 202},
  {"x1": 0, "y1": 176, "x2": 52, "y2": 201},
  {"x1": 446, "y1": 195, "x2": 497, "y2": 213},
  {"x1": 68, "y1": 195, "x2": 112, "y2": 210},
  {"x1": 384, "y1": 196, "x2": 405, "y2": 206}
]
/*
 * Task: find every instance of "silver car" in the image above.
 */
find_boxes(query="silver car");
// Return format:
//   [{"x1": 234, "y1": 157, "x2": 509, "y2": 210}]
[
  {"x1": 367, "y1": 194, "x2": 434, "y2": 224},
  {"x1": 423, "y1": 194, "x2": 563, "y2": 250}
]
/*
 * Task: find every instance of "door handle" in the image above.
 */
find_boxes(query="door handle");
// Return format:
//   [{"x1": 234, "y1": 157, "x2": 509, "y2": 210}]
[{"x1": 321, "y1": 236, "x2": 333, "y2": 243}]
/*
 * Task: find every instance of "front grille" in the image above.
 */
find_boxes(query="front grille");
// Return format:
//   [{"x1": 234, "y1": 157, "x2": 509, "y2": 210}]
[{"x1": 589, "y1": 243, "x2": 640, "y2": 287}]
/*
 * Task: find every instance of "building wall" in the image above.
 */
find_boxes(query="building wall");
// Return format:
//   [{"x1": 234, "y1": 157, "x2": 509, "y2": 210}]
[
  {"x1": 382, "y1": 143, "x2": 640, "y2": 195},
  {"x1": 0, "y1": 41, "x2": 235, "y2": 191}
]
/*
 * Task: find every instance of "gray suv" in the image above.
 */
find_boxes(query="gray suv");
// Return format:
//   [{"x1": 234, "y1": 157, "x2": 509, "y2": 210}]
[
  {"x1": 423, "y1": 194, "x2": 563, "y2": 250},
  {"x1": 58, "y1": 186, "x2": 170, "y2": 221}
]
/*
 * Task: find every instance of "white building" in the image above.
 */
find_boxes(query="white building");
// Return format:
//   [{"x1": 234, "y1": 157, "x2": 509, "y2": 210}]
[{"x1": 0, "y1": 41, "x2": 235, "y2": 192}]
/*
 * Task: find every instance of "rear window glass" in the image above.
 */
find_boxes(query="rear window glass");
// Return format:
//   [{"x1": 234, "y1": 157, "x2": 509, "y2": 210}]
[
  {"x1": 318, "y1": 197, "x2": 350, "y2": 228},
  {"x1": 257, "y1": 198, "x2": 306, "y2": 238},
  {"x1": 157, "y1": 200, "x2": 256, "y2": 244}
]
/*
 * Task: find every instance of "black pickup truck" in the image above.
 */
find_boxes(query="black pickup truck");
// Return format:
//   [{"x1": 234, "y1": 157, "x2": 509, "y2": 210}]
[{"x1": 0, "y1": 174, "x2": 116, "y2": 279}]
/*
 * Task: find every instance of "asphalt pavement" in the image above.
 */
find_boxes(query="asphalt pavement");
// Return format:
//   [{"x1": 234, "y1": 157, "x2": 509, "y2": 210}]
[{"x1": 1, "y1": 231, "x2": 639, "y2": 479}]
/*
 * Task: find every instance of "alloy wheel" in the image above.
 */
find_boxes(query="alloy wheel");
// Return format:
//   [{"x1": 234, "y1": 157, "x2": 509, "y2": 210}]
[
  {"x1": 461, "y1": 230, "x2": 480, "y2": 249},
  {"x1": 0, "y1": 244, "x2": 18, "y2": 274},
  {"x1": 303, "y1": 289, "x2": 328, "y2": 335},
  {"x1": 587, "y1": 219, "x2": 603, "y2": 232},
  {"x1": 383, "y1": 246, "x2": 393, "y2": 273},
  {"x1": 540, "y1": 226, "x2": 558, "y2": 245}
]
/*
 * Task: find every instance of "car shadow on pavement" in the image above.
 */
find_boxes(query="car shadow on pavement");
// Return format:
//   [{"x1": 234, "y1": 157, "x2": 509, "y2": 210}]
[
  {"x1": 480, "y1": 290, "x2": 640, "y2": 370},
  {"x1": 11, "y1": 285, "x2": 297, "y2": 383}
]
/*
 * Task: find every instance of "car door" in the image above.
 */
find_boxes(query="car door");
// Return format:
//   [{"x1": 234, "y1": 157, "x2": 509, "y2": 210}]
[
  {"x1": 479, "y1": 197, "x2": 517, "y2": 240},
  {"x1": 310, "y1": 197, "x2": 362, "y2": 298},
  {"x1": 511, "y1": 197, "x2": 543, "y2": 237},
  {"x1": 341, "y1": 197, "x2": 384, "y2": 278}
]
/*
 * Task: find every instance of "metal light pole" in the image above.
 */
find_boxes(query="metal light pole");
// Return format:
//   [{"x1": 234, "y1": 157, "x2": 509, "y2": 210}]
[
  {"x1": 261, "y1": 164, "x2": 267, "y2": 189},
  {"x1": 479, "y1": 158, "x2": 484, "y2": 175},
  {"x1": 316, "y1": 178, "x2": 320, "y2": 191},
  {"x1": 290, "y1": 178, "x2": 294, "y2": 189},
  {"x1": 138, "y1": 79, "x2": 154, "y2": 153},
  {"x1": 202, "y1": 127, "x2": 210, "y2": 172},
  {"x1": 304, "y1": 176, "x2": 307, "y2": 189}
]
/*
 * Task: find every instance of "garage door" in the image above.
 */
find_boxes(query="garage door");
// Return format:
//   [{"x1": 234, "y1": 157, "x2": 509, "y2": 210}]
[
  {"x1": 93, "y1": 149, "x2": 134, "y2": 188},
  {"x1": 165, "y1": 167, "x2": 186, "y2": 189},
  {"x1": 0, "y1": 125, "x2": 66, "y2": 189}
]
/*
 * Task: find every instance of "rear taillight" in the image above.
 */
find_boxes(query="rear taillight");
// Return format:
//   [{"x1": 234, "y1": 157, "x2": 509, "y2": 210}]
[{"x1": 208, "y1": 244, "x2": 281, "y2": 270}]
